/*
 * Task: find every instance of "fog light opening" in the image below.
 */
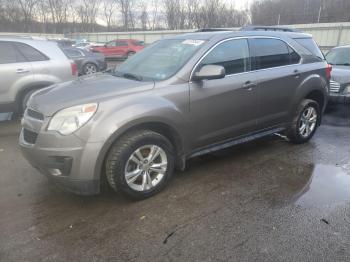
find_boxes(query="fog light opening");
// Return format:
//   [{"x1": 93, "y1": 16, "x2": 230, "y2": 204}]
[{"x1": 49, "y1": 168, "x2": 62, "y2": 176}]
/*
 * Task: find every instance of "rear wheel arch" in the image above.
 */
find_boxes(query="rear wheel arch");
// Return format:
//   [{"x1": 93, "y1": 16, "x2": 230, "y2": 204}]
[
  {"x1": 304, "y1": 89, "x2": 326, "y2": 113},
  {"x1": 15, "y1": 82, "x2": 55, "y2": 113}
]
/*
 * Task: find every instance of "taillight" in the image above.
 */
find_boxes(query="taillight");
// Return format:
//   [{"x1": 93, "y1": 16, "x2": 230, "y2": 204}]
[
  {"x1": 71, "y1": 62, "x2": 78, "y2": 76},
  {"x1": 326, "y1": 64, "x2": 332, "y2": 80}
]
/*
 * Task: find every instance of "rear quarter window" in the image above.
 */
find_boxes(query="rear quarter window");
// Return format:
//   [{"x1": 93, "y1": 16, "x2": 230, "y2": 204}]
[{"x1": 294, "y1": 38, "x2": 324, "y2": 59}]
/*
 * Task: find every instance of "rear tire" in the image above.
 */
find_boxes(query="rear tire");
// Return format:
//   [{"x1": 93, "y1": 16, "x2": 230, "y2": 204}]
[
  {"x1": 83, "y1": 63, "x2": 98, "y2": 75},
  {"x1": 126, "y1": 51, "x2": 135, "y2": 59},
  {"x1": 105, "y1": 130, "x2": 175, "y2": 200},
  {"x1": 286, "y1": 99, "x2": 320, "y2": 144}
]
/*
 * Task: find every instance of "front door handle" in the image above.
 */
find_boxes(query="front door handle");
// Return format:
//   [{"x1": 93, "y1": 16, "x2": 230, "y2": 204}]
[
  {"x1": 16, "y1": 69, "x2": 30, "y2": 74},
  {"x1": 242, "y1": 81, "x2": 257, "y2": 91}
]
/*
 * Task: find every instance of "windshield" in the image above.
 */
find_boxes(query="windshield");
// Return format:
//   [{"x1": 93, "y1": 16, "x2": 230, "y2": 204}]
[
  {"x1": 114, "y1": 39, "x2": 206, "y2": 81},
  {"x1": 326, "y1": 48, "x2": 350, "y2": 66}
]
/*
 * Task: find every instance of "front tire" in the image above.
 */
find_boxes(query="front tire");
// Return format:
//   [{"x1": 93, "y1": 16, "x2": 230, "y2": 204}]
[
  {"x1": 286, "y1": 99, "x2": 320, "y2": 144},
  {"x1": 105, "y1": 130, "x2": 175, "y2": 199}
]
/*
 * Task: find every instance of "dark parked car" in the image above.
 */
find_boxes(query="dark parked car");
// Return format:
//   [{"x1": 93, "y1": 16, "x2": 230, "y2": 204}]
[
  {"x1": 62, "y1": 47, "x2": 107, "y2": 75},
  {"x1": 20, "y1": 30, "x2": 329, "y2": 199},
  {"x1": 325, "y1": 45, "x2": 350, "y2": 103}
]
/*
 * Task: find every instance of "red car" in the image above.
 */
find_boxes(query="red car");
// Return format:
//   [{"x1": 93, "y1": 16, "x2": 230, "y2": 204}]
[{"x1": 91, "y1": 39, "x2": 145, "y2": 59}]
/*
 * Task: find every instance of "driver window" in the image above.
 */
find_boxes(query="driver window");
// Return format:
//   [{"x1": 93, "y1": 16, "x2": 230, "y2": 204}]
[
  {"x1": 106, "y1": 41, "x2": 116, "y2": 47},
  {"x1": 200, "y1": 39, "x2": 250, "y2": 75}
]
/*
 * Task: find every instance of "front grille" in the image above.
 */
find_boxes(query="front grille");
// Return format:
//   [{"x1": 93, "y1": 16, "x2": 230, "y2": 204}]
[
  {"x1": 26, "y1": 108, "x2": 44, "y2": 120},
  {"x1": 23, "y1": 129, "x2": 38, "y2": 144},
  {"x1": 330, "y1": 80, "x2": 341, "y2": 93}
]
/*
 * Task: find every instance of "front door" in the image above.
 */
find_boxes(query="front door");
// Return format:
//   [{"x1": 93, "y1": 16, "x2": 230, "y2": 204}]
[{"x1": 189, "y1": 38, "x2": 258, "y2": 149}]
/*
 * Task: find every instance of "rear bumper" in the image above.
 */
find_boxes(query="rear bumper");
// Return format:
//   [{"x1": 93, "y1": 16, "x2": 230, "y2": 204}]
[{"x1": 329, "y1": 93, "x2": 350, "y2": 103}]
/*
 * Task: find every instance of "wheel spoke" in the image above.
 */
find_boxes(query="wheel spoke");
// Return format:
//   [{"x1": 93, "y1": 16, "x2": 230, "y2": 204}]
[
  {"x1": 126, "y1": 169, "x2": 142, "y2": 183},
  {"x1": 130, "y1": 155, "x2": 142, "y2": 165},
  {"x1": 148, "y1": 145, "x2": 161, "y2": 162},
  {"x1": 150, "y1": 162, "x2": 167, "y2": 173},
  {"x1": 141, "y1": 173, "x2": 147, "y2": 190},
  {"x1": 135, "y1": 149, "x2": 145, "y2": 162}
]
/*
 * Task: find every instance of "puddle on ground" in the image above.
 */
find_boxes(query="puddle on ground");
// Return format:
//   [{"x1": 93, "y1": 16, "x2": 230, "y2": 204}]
[{"x1": 295, "y1": 164, "x2": 350, "y2": 207}]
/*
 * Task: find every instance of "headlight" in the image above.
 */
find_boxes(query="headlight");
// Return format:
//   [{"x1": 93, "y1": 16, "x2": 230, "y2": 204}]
[{"x1": 48, "y1": 103, "x2": 98, "y2": 135}]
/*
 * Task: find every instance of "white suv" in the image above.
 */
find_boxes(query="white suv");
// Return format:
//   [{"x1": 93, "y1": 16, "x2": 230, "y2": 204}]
[{"x1": 0, "y1": 37, "x2": 77, "y2": 113}]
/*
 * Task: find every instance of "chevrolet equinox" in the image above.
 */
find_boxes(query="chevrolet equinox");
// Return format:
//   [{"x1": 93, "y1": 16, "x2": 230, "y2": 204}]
[{"x1": 20, "y1": 30, "x2": 330, "y2": 199}]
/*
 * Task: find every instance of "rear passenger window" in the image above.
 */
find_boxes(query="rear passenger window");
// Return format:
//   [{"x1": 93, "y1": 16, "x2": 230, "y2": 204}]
[
  {"x1": 0, "y1": 42, "x2": 26, "y2": 64},
  {"x1": 200, "y1": 39, "x2": 250, "y2": 75},
  {"x1": 251, "y1": 38, "x2": 291, "y2": 70},
  {"x1": 14, "y1": 43, "x2": 49, "y2": 62},
  {"x1": 115, "y1": 41, "x2": 129, "y2": 47}
]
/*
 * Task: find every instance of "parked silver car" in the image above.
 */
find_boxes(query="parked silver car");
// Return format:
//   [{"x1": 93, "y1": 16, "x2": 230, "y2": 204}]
[
  {"x1": 0, "y1": 37, "x2": 77, "y2": 113},
  {"x1": 20, "y1": 30, "x2": 330, "y2": 199}
]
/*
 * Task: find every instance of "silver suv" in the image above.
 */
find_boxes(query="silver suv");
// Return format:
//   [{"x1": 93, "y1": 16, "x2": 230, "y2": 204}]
[
  {"x1": 20, "y1": 31, "x2": 330, "y2": 199},
  {"x1": 0, "y1": 37, "x2": 77, "y2": 113}
]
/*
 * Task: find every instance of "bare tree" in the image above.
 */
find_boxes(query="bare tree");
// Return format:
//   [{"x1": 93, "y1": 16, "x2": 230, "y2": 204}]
[
  {"x1": 16, "y1": 0, "x2": 39, "y2": 32},
  {"x1": 102, "y1": 0, "x2": 117, "y2": 31}
]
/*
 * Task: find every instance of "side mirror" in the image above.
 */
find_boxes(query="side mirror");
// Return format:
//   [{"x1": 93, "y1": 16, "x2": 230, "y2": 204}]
[{"x1": 192, "y1": 65, "x2": 225, "y2": 81}]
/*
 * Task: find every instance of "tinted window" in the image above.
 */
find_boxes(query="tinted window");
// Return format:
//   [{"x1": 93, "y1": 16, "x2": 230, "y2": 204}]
[
  {"x1": 15, "y1": 43, "x2": 48, "y2": 62},
  {"x1": 289, "y1": 46, "x2": 301, "y2": 64},
  {"x1": 251, "y1": 38, "x2": 290, "y2": 70},
  {"x1": 200, "y1": 39, "x2": 250, "y2": 75},
  {"x1": 64, "y1": 49, "x2": 84, "y2": 58},
  {"x1": 115, "y1": 41, "x2": 128, "y2": 47},
  {"x1": 294, "y1": 38, "x2": 324, "y2": 59},
  {"x1": 133, "y1": 41, "x2": 145, "y2": 46},
  {"x1": 106, "y1": 41, "x2": 116, "y2": 47},
  {"x1": 0, "y1": 42, "x2": 26, "y2": 64}
]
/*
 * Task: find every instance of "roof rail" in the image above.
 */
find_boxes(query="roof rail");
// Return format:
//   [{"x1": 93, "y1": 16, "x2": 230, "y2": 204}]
[
  {"x1": 0, "y1": 35, "x2": 47, "y2": 40},
  {"x1": 196, "y1": 28, "x2": 236, "y2": 32},
  {"x1": 240, "y1": 26, "x2": 299, "y2": 32}
]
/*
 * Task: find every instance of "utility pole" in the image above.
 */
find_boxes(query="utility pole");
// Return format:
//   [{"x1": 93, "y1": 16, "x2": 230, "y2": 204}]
[
  {"x1": 277, "y1": 14, "x2": 281, "y2": 25},
  {"x1": 317, "y1": 5, "x2": 322, "y2": 23}
]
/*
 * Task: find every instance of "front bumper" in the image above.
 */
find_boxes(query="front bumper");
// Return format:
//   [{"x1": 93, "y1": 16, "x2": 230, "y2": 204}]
[
  {"x1": 329, "y1": 92, "x2": 350, "y2": 103},
  {"x1": 19, "y1": 112, "x2": 104, "y2": 195}
]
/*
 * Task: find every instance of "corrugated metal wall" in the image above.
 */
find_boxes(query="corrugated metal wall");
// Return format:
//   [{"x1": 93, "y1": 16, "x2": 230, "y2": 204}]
[{"x1": 68, "y1": 22, "x2": 350, "y2": 52}]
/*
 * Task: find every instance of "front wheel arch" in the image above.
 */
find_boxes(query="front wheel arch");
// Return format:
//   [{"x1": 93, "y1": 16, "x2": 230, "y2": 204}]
[{"x1": 94, "y1": 121, "x2": 184, "y2": 183}]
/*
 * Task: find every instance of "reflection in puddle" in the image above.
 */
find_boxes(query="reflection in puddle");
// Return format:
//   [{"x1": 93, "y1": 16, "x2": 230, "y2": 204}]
[{"x1": 295, "y1": 164, "x2": 350, "y2": 207}]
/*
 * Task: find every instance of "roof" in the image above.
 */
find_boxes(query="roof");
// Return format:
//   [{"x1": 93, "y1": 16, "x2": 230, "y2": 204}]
[{"x1": 168, "y1": 30, "x2": 312, "y2": 41}]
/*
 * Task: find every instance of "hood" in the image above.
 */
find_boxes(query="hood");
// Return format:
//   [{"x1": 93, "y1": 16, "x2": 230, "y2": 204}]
[
  {"x1": 331, "y1": 65, "x2": 350, "y2": 84},
  {"x1": 29, "y1": 74, "x2": 154, "y2": 116}
]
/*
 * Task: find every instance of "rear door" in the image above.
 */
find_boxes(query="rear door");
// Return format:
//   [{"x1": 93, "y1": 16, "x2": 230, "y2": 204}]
[
  {"x1": 249, "y1": 38, "x2": 302, "y2": 129},
  {"x1": 0, "y1": 41, "x2": 33, "y2": 104},
  {"x1": 13, "y1": 42, "x2": 52, "y2": 82},
  {"x1": 190, "y1": 38, "x2": 258, "y2": 149},
  {"x1": 115, "y1": 41, "x2": 129, "y2": 57}
]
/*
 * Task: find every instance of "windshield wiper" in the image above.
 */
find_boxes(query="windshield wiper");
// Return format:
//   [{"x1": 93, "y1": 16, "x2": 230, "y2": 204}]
[
  {"x1": 334, "y1": 63, "x2": 350, "y2": 66},
  {"x1": 122, "y1": 73, "x2": 143, "y2": 81}
]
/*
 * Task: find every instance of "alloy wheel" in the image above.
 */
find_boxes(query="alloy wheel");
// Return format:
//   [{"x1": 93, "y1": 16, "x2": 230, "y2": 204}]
[{"x1": 124, "y1": 145, "x2": 168, "y2": 191}]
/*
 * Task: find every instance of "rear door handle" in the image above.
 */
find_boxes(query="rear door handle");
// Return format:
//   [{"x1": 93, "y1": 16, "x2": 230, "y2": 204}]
[
  {"x1": 16, "y1": 69, "x2": 30, "y2": 74},
  {"x1": 292, "y1": 69, "x2": 300, "y2": 78},
  {"x1": 242, "y1": 81, "x2": 257, "y2": 91}
]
